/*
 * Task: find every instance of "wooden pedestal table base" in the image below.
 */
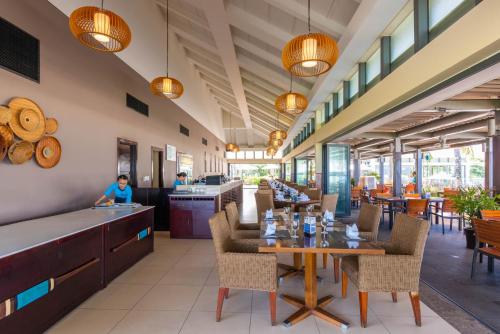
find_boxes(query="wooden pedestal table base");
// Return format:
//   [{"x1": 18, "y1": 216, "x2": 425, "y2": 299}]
[
  {"x1": 281, "y1": 253, "x2": 349, "y2": 329},
  {"x1": 278, "y1": 253, "x2": 323, "y2": 282}
]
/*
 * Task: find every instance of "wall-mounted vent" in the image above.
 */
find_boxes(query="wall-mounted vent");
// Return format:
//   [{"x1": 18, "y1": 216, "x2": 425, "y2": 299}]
[
  {"x1": 180, "y1": 124, "x2": 189, "y2": 137},
  {"x1": 215, "y1": 146, "x2": 219, "y2": 151},
  {"x1": 126, "y1": 93, "x2": 149, "y2": 117},
  {"x1": 202, "y1": 137, "x2": 208, "y2": 146},
  {"x1": 0, "y1": 17, "x2": 39, "y2": 82}
]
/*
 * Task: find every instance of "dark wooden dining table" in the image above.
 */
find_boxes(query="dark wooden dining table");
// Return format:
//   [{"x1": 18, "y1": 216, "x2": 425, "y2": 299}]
[
  {"x1": 258, "y1": 214, "x2": 384, "y2": 329},
  {"x1": 273, "y1": 198, "x2": 321, "y2": 212},
  {"x1": 375, "y1": 196, "x2": 444, "y2": 229}
]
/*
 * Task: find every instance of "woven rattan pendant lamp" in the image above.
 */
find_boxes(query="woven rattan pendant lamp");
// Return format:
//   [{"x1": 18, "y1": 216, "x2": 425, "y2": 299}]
[
  {"x1": 275, "y1": 74, "x2": 308, "y2": 115},
  {"x1": 281, "y1": 0, "x2": 339, "y2": 77},
  {"x1": 225, "y1": 112, "x2": 239, "y2": 153},
  {"x1": 266, "y1": 145, "x2": 276, "y2": 157},
  {"x1": 269, "y1": 111, "x2": 287, "y2": 142},
  {"x1": 150, "y1": 0, "x2": 184, "y2": 99},
  {"x1": 69, "y1": 0, "x2": 131, "y2": 52}
]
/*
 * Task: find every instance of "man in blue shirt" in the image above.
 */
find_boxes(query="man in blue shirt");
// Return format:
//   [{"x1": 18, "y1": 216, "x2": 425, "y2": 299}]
[
  {"x1": 95, "y1": 175, "x2": 133, "y2": 205},
  {"x1": 173, "y1": 172, "x2": 187, "y2": 190}
]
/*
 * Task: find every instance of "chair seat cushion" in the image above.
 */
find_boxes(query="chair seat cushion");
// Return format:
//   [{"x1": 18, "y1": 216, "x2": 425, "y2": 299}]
[
  {"x1": 232, "y1": 230, "x2": 261, "y2": 240},
  {"x1": 479, "y1": 247, "x2": 500, "y2": 258}
]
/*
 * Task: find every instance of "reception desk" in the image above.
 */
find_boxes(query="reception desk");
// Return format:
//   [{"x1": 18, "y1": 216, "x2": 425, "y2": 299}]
[
  {"x1": 169, "y1": 180, "x2": 243, "y2": 238},
  {"x1": 0, "y1": 206, "x2": 154, "y2": 334}
]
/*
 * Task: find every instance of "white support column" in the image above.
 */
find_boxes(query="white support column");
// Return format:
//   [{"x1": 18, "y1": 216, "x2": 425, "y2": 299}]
[
  {"x1": 393, "y1": 137, "x2": 402, "y2": 196},
  {"x1": 315, "y1": 143, "x2": 323, "y2": 190}
]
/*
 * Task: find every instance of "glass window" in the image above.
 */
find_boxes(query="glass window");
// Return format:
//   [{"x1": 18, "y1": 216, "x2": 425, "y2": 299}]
[
  {"x1": 337, "y1": 88, "x2": 344, "y2": 108},
  {"x1": 254, "y1": 151, "x2": 263, "y2": 159},
  {"x1": 429, "y1": 0, "x2": 465, "y2": 29},
  {"x1": 325, "y1": 144, "x2": 350, "y2": 216},
  {"x1": 391, "y1": 12, "x2": 414, "y2": 61},
  {"x1": 245, "y1": 151, "x2": 254, "y2": 159},
  {"x1": 366, "y1": 48, "x2": 381, "y2": 83},
  {"x1": 402, "y1": 153, "x2": 416, "y2": 186},
  {"x1": 349, "y1": 71, "x2": 359, "y2": 98},
  {"x1": 237, "y1": 151, "x2": 245, "y2": 159},
  {"x1": 295, "y1": 159, "x2": 308, "y2": 185},
  {"x1": 285, "y1": 162, "x2": 291, "y2": 181},
  {"x1": 226, "y1": 151, "x2": 235, "y2": 159}
]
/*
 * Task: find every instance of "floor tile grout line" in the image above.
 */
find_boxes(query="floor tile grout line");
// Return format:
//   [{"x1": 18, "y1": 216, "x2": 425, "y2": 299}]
[{"x1": 177, "y1": 252, "x2": 216, "y2": 333}]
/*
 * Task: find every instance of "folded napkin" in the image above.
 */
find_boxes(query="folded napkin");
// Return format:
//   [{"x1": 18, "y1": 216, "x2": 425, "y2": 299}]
[
  {"x1": 346, "y1": 224, "x2": 360, "y2": 240},
  {"x1": 298, "y1": 193, "x2": 310, "y2": 202},
  {"x1": 265, "y1": 209, "x2": 273, "y2": 219},
  {"x1": 275, "y1": 193, "x2": 285, "y2": 201},
  {"x1": 347, "y1": 240, "x2": 359, "y2": 249},
  {"x1": 323, "y1": 210, "x2": 334, "y2": 221},
  {"x1": 265, "y1": 222, "x2": 276, "y2": 236}
]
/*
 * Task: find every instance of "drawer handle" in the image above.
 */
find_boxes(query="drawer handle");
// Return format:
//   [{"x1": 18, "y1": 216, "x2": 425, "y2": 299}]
[
  {"x1": 111, "y1": 227, "x2": 152, "y2": 253},
  {"x1": 0, "y1": 257, "x2": 100, "y2": 320}
]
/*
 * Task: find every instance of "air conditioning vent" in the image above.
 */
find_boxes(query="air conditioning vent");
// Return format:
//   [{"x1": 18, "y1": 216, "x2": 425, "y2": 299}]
[
  {"x1": 180, "y1": 124, "x2": 189, "y2": 137},
  {"x1": 0, "y1": 17, "x2": 39, "y2": 82},
  {"x1": 202, "y1": 137, "x2": 208, "y2": 146},
  {"x1": 126, "y1": 93, "x2": 149, "y2": 117}
]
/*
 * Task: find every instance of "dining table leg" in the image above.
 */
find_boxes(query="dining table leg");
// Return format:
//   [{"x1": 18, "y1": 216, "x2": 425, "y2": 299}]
[
  {"x1": 282, "y1": 253, "x2": 349, "y2": 329},
  {"x1": 389, "y1": 202, "x2": 394, "y2": 230},
  {"x1": 278, "y1": 253, "x2": 303, "y2": 279}
]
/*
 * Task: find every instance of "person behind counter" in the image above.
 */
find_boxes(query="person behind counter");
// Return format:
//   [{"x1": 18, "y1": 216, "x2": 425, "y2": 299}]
[
  {"x1": 95, "y1": 175, "x2": 132, "y2": 205},
  {"x1": 173, "y1": 172, "x2": 187, "y2": 190}
]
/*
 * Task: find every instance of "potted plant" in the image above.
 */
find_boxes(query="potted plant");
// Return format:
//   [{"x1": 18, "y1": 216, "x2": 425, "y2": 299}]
[
  {"x1": 350, "y1": 177, "x2": 356, "y2": 188},
  {"x1": 451, "y1": 186, "x2": 500, "y2": 249}
]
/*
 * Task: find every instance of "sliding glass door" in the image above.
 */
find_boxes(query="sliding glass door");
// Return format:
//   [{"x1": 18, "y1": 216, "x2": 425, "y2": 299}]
[
  {"x1": 295, "y1": 158, "x2": 308, "y2": 185},
  {"x1": 324, "y1": 144, "x2": 351, "y2": 216}
]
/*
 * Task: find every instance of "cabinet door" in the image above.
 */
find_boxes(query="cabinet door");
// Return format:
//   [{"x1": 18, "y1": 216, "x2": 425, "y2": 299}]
[
  {"x1": 170, "y1": 208, "x2": 193, "y2": 238},
  {"x1": 192, "y1": 199, "x2": 215, "y2": 238}
]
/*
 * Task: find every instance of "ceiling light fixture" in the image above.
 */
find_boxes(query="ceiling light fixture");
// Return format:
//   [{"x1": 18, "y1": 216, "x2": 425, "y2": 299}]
[
  {"x1": 270, "y1": 111, "x2": 287, "y2": 142},
  {"x1": 275, "y1": 74, "x2": 308, "y2": 115},
  {"x1": 225, "y1": 112, "x2": 239, "y2": 153},
  {"x1": 150, "y1": 0, "x2": 184, "y2": 99},
  {"x1": 69, "y1": 0, "x2": 131, "y2": 52},
  {"x1": 281, "y1": 0, "x2": 339, "y2": 77}
]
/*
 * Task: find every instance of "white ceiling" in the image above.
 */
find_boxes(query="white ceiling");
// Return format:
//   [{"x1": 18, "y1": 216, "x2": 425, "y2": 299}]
[{"x1": 48, "y1": 0, "x2": 409, "y2": 147}]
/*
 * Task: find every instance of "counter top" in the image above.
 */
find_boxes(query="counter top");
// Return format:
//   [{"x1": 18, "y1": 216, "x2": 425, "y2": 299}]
[
  {"x1": 171, "y1": 180, "x2": 243, "y2": 197},
  {"x1": 0, "y1": 206, "x2": 154, "y2": 260}
]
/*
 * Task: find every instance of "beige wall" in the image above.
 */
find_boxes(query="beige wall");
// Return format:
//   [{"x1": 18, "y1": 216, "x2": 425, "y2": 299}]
[{"x1": 0, "y1": 0, "x2": 225, "y2": 224}]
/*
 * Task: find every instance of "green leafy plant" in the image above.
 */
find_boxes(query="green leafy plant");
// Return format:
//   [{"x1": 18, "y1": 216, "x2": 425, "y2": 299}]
[
  {"x1": 366, "y1": 172, "x2": 380, "y2": 181},
  {"x1": 350, "y1": 178, "x2": 356, "y2": 187},
  {"x1": 451, "y1": 186, "x2": 500, "y2": 228}
]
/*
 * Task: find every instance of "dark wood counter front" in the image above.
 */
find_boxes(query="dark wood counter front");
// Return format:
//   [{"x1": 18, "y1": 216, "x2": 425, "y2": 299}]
[{"x1": 0, "y1": 207, "x2": 154, "y2": 334}]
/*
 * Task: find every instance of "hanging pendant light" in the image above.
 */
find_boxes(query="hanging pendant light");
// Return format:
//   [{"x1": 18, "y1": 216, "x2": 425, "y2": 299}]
[
  {"x1": 266, "y1": 146, "x2": 277, "y2": 157},
  {"x1": 225, "y1": 112, "x2": 239, "y2": 152},
  {"x1": 69, "y1": 0, "x2": 131, "y2": 52},
  {"x1": 275, "y1": 74, "x2": 308, "y2": 115},
  {"x1": 270, "y1": 111, "x2": 288, "y2": 142},
  {"x1": 150, "y1": 0, "x2": 184, "y2": 99},
  {"x1": 281, "y1": 0, "x2": 339, "y2": 77}
]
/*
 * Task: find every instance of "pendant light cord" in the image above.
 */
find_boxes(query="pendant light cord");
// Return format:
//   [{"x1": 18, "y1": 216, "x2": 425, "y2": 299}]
[
  {"x1": 166, "y1": 0, "x2": 169, "y2": 76},
  {"x1": 289, "y1": 73, "x2": 293, "y2": 93},
  {"x1": 307, "y1": 0, "x2": 311, "y2": 34},
  {"x1": 101, "y1": 0, "x2": 104, "y2": 9}
]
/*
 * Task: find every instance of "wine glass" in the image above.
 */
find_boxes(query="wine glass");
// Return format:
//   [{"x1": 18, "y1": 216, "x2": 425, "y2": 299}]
[
  {"x1": 284, "y1": 206, "x2": 291, "y2": 216},
  {"x1": 306, "y1": 204, "x2": 313, "y2": 215},
  {"x1": 321, "y1": 216, "x2": 328, "y2": 234},
  {"x1": 291, "y1": 217, "x2": 299, "y2": 238}
]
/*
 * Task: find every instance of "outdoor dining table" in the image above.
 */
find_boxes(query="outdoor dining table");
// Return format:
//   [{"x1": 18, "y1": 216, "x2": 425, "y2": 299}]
[
  {"x1": 375, "y1": 196, "x2": 444, "y2": 229},
  {"x1": 258, "y1": 214, "x2": 384, "y2": 329}
]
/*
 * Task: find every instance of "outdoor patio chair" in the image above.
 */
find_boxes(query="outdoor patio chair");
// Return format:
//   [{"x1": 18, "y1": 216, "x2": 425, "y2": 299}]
[
  {"x1": 471, "y1": 218, "x2": 500, "y2": 278},
  {"x1": 405, "y1": 183, "x2": 416, "y2": 194},
  {"x1": 404, "y1": 193, "x2": 421, "y2": 199},
  {"x1": 341, "y1": 213, "x2": 430, "y2": 328},
  {"x1": 209, "y1": 212, "x2": 277, "y2": 325},
  {"x1": 332, "y1": 203, "x2": 382, "y2": 282},
  {"x1": 405, "y1": 199, "x2": 429, "y2": 219},
  {"x1": 433, "y1": 198, "x2": 463, "y2": 234},
  {"x1": 225, "y1": 201, "x2": 260, "y2": 239},
  {"x1": 481, "y1": 210, "x2": 500, "y2": 221}
]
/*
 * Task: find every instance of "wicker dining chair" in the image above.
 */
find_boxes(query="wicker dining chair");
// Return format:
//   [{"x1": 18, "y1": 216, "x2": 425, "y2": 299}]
[
  {"x1": 341, "y1": 213, "x2": 429, "y2": 328},
  {"x1": 209, "y1": 212, "x2": 278, "y2": 325},
  {"x1": 304, "y1": 188, "x2": 322, "y2": 201},
  {"x1": 351, "y1": 187, "x2": 361, "y2": 208},
  {"x1": 331, "y1": 203, "x2": 382, "y2": 282},
  {"x1": 225, "y1": 202, "x2": 260, "y2": 239},
  {"x1": 255, "y1": 192, "x2": 283, "y2": 223},
  {"x1": 471, "y1": 218, "x2": 500, "y2": 278}
]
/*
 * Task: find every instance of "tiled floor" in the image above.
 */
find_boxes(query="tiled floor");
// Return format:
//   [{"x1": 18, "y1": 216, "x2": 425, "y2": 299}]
[{"x1": 46, "y1": 188, "x2": 461, "y2": 334}]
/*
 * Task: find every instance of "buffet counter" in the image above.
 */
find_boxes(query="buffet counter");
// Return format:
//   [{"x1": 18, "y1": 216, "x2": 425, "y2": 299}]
[
  {"x1": 169, "y1": 180, "x2": 243, "y2": 238},
  {"x1": 0, "y1": 206, "x2": 154, "y2": 334}
]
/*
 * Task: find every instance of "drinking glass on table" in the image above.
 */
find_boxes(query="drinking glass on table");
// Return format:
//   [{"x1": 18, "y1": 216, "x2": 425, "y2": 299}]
[
  {"x1": 291, "y1": 213, "x2": 300, "y2": 238},
  {"x1": 321, "y1": 216, "x2": 328, "y2": 234},
  {"x1": 306, "y1": 205, "x2": 313, "y2": 214},
  {"x1": 284, "y1": 206, "x2": 291, "y2": 216}
]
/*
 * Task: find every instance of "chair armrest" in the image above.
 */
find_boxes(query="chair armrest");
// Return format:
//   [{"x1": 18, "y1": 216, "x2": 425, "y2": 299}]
[
  {"x1": 238, "y1": 223, "x2": 260, "y2": 230},
  {"x1": 357, "y1": 255, "x2": 421, "y2": 292},
  {"x1": 228, "y1": 239, "x2": 262, "y2": 252},
  {"x1": 218, "y1": 253, "x2": 278, "y2": 291}
]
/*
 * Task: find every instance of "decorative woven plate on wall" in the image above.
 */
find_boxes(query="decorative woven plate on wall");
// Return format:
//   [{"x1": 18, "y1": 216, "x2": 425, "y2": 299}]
[
  {"x1": 0, "y1": 125, "x2": 14, "y2": 147},
  {"x1": 0, "y1": 135, "x2": 7, "y2": 160},
  {"x1": 0, "y1": 106, "x2": 12, "y2": 125},
  {"x1": 8, "y1": 140, "x2": 34, "y2": 165},
  {"x1": 35, "y1": 136, "x2": 61, "y2": 168},
  {"x1": 45, "y1": 118, "x2": 59, "y2": 134},
  {"x1": 8, "y1": 98, "x2": 46, "y2": 142}
]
